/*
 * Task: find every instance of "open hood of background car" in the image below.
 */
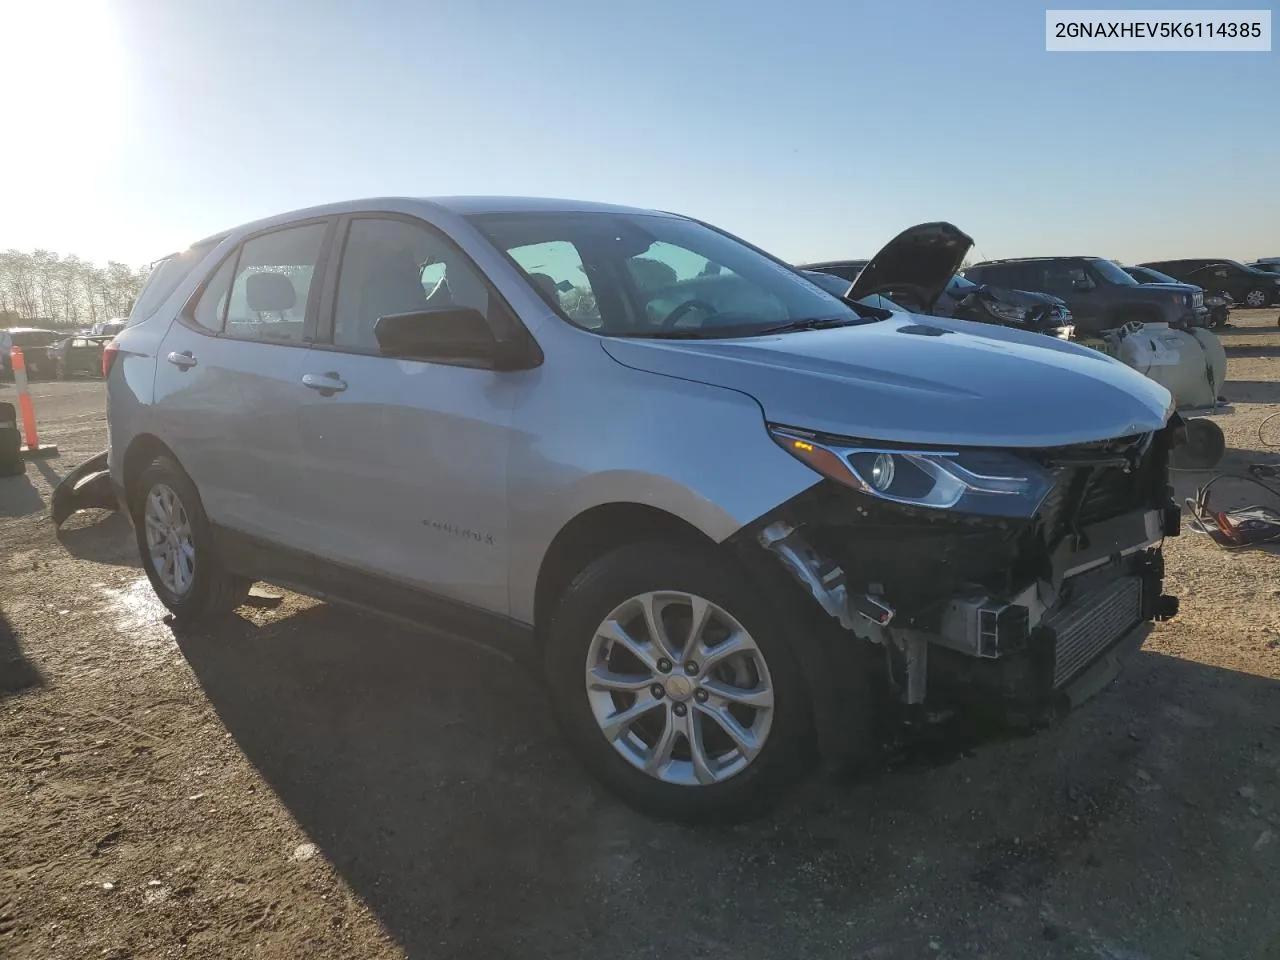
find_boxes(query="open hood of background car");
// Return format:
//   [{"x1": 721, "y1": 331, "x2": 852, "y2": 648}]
[{"x1": 846, "y1": 222, "x2": 974, "y2": 313}]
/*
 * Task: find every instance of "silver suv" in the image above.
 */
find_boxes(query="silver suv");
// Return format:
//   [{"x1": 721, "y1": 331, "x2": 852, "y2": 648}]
[{"x1": 106, "y1": 197, "x2": 1181, "y2": 822}]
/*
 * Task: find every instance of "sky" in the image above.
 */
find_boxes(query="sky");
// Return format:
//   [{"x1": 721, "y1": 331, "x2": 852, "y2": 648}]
[{"x1": 0, "y1": 0, "x2": 1276, "y2": 268}]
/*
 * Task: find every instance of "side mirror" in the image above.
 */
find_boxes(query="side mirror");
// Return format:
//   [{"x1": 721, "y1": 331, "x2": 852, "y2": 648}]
[{"x1": 374, "y1": 307, "x2": 498, "y2": 361}]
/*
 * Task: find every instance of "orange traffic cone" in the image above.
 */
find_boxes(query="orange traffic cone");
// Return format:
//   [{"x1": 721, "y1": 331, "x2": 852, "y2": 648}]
[{"x1": 9, "y1": 346, "x2": 59, "y2": 458}]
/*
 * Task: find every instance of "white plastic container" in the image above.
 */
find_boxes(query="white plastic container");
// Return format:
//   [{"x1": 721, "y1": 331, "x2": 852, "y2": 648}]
[{"x1": 1112, "y1": 322, "x2": 1225, "y2": 411}]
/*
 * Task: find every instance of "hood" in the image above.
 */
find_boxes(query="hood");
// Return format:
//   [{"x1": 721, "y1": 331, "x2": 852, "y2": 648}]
[
  {"x1": 600, "y1": 314, "x2": 1172, "y2": 449},
  {"x1": 1136, "y1": 281, "x2": 1201, "y2": 295},
  {"x1": 846, "y1": 222, "x2": 974, "y2": 312}
]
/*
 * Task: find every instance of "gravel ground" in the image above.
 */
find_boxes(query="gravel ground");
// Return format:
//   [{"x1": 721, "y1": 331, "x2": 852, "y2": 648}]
[{"x1": 2, "y1": 315, "x2": 1279, "y2": 960}]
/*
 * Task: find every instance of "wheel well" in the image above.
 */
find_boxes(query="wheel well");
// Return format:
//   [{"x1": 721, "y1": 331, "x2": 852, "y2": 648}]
[
  {"x1": 122, "y1": 434, "x2": 180, "y2": 498},
  {"x1": 532, "y1": 503, "x2": 716, "y2": 637}
]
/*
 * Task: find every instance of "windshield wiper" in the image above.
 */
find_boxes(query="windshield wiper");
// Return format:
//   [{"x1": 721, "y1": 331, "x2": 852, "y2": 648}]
[{"x1": 756, "y1": 317, "x2": 866, "y2": 335}]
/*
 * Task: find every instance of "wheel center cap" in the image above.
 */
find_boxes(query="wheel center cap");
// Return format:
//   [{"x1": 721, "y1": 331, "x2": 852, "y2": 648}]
[{"x1": 664, "y1": 675, "x2": 695, "y2": 701}]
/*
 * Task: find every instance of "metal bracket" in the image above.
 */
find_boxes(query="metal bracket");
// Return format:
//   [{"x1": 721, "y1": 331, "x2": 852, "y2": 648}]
[{"x1": 758, "y1": 521, "x2": 893, "y2": 642}]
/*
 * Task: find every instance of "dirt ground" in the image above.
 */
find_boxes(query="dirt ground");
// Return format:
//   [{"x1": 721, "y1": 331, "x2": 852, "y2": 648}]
[{"x1": 3, "y1": 314, "x2": 1279, "y2": 960}]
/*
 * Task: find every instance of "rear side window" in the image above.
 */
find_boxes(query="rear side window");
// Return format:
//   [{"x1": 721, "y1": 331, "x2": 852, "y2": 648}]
[
  {"x1": 128, "y1": 237, "x2": 223, "y2": 327},
  {"x1": 208, "y1": 223, "x2": 328, "y2": 344}
]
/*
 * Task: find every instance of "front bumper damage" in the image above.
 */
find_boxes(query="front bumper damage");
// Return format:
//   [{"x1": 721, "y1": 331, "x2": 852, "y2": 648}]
[{"x1": 745, "y1": 423, "x2": 1182, "y2": 723}]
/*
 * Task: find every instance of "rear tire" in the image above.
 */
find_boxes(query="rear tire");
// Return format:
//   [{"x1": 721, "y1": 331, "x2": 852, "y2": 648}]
[
  {"x1": 544, "y1": 541, "x2": 817, "y2": 823},
  {"x1": 1243, "y1": 288, "x2": 1269, "y2": 308},
  {"x1": 129, "y1": 456, "x2": 251, "y2": 620}
]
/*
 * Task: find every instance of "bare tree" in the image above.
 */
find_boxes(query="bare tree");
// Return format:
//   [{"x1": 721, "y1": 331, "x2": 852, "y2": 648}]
[{"x1": 0, "y1": 249, "x2": 149, "y2": 328}]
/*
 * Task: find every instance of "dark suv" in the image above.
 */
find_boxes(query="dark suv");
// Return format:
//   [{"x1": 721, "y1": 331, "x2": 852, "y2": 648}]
[
  {"x1": 1141, "y1": 259, "x2": 1280, "y2": 309},
  {"x1": 962, "y1": 257, "x2": 1204, "y2": 336}
]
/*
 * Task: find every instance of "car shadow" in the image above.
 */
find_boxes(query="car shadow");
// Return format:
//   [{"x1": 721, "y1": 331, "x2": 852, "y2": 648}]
[
  {"x1": 54, "y1": 510, "x2": 139, "y2": 568},
  {"x1": 0, "y1": 607, "x2": 44, "y2": 700},
  {"x1": 1224, "y1": 380, "x2": 1280, "y2": 405},
  {"x1": 0, "y1": 467, "x2": 45, "y2": 518},
  {"x1": 171, "y1": 603, "x2": 1280, "y2": 958},
  {"x1": 1223, "y1": 344, "x2": 1280, "y2": 358}
]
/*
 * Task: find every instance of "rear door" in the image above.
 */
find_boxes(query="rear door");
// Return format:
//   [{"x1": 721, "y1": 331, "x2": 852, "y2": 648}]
[
  {"x1": 151, "y1": 218, "x2": 336, "y2": 550},
  {"x1": 289, "y1": 213, "x2": 521, "y2": 615}
]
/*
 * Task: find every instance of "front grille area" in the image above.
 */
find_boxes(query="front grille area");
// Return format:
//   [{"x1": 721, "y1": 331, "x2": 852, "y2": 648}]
[
  {"x1": 1046, "y1": 575, "x2": 1143, "y2": 686},
  {"x1": 1036, "y1": 433, "x2": 1160, "y2": 544}
]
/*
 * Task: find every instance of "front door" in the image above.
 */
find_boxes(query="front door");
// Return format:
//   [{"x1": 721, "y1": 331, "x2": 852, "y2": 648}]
[{"x1": 291, "y1": 215, "x2": 520, "y2": 616}]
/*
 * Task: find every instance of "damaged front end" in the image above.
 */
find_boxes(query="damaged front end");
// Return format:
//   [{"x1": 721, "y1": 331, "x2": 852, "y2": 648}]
[{"x1": 743, "y1": 418, "x2": 1182, "y2": 724}]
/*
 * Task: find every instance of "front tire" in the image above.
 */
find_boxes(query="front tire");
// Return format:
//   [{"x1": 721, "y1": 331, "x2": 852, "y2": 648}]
[
  {"x1": 1243, "y1": 288, "x2": 1269, "y2": 308},
  {"x1": 130, "y1": 456, "x2": 250, "y2": 620},
  {"x1": 544, "y1": 541, "x2": 815, "y2": 823}
]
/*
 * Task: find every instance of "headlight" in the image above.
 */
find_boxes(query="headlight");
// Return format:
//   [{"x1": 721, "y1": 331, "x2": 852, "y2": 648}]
[
  {"x1": 983, "y1": 298, "x2": 1028, "y2": 323},
  {"x1": 769, "y1": 427, "x2": 1056, "y2": 518},
  {"x1": 1205, "y1": 295, "x2": 1226, "y2": 306}
]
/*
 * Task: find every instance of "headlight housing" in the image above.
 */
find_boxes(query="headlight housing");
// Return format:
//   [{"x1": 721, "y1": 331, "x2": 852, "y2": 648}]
[
  {"x1": 983, "y1": 298, "x2": 1028, "y2": 323},
  {"x1": 769, "y1": 426, "x2": 1055, "y2": 518}
]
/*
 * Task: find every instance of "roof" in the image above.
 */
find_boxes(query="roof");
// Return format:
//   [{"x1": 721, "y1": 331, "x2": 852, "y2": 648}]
[
  {"x1": 188, "y1": 195, "x2": 673, "y2": 252},
  {"x1": 970, "y1": 256, "x2": 1104, "y2": 267}
]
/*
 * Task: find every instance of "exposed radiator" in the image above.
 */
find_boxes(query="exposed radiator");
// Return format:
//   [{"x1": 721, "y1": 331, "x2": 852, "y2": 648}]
[{"x1": 1046, "y1": 575, "x2": 1143, "y2": 687}]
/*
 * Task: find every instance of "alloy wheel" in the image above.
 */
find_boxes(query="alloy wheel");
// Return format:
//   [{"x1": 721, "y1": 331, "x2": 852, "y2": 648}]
[
  {"x1": 1245, "y1": 288, "x2": 1268, "y2": 308},
  {"x1": 143, "y1": 483, "x2": 196, "y2": 595},
  {"x1": 584, "y1": 591, "x2": 775, "y2": 786}
]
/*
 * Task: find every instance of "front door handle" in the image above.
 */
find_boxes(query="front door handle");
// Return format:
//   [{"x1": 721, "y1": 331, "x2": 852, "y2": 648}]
[
  {"x1": 166, "y1": 350, "x2": 197, "y2": 370},
  {"x1": 301, "y1": 371, "x2": 347, "y2": 395}
]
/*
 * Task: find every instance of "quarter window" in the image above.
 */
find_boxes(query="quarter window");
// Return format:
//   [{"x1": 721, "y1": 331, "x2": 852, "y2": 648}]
[
  {"x1": 333, "y1": 218, "x2": 493, "y2": 351},
  {"x1": 191, "y1": 255, "x2": 236, "y2": 332},
  {"x1": 222, "y1": 223, "x2": 327, "y2": 344}
]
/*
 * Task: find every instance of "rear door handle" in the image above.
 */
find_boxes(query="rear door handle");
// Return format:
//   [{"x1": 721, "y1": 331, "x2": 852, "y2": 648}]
[
  {"x1": 166, "y1": 350, "x2": 197, "y2": 370},
  {"x1": 301, "y1": 372, "x2": 347, "y2": 395}
]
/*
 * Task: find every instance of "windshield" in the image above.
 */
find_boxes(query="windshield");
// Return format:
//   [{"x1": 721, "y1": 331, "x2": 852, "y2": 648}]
[
  {"x1": 469, "y1": 211, "x2": 862, "y2": 338},
  {"x1": 1092, "y1": 259, "x2": 1140, "y2": 286},
  {"x1": 1131, "y1": 266, "x2": 1179, "y2": 284},
  {"x1": 946, "y1": 273, "x2": 979, "y2": 293}
]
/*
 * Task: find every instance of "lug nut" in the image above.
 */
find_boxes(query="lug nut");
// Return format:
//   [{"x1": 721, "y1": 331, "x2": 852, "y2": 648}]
[
  {"x1": 672, "y1": 703, "x2": 687, "y2": 717},
  {"x1": 683, "y1": 661, "x2": 698, "y2": 676},
  {"x1": 694, "y1": 689, "x2": 708, "y2": 703},
  {"x1": 650, "y1": 684, "x2": 665, "y2": 699},
  {"x1": 657, "y1": 658, "x2": 672, "y2": 673}
]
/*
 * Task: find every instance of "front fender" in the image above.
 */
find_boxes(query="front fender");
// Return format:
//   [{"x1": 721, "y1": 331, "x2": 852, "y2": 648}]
[{"x1": 505, "y1": 336, "x2": 820, "y2": 622}]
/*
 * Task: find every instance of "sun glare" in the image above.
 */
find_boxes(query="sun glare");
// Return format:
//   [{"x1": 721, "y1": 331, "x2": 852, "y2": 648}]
[{"x1": 0, "y1": 0, "x2": 128, "y2": 196}]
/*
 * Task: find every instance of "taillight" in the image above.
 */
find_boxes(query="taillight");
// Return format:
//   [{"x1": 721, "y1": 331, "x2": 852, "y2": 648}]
[{"x1": 102, "y1": 339, "x2": 120, "y2": 379}]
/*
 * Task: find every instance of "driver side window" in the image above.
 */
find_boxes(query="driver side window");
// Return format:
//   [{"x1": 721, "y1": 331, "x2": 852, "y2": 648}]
[
  {"x1": 333, "y1": 218, "x2": 492, "y2": 351},
  {"x1": 1044, "y1": 263, "x2": 1093, "y2": 297},
  {"x1": 507, "y1": 240, "x2": 601, "y2": 328}
]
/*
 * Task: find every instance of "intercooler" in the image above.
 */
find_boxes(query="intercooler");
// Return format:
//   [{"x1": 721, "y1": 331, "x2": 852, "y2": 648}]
[{"x1": 1044, "y1": 575, "x2": 1144, "y2": 686}]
